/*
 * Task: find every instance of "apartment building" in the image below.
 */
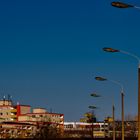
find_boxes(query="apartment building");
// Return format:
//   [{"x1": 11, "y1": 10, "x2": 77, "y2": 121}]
[
  {"x1": 0, "y1": 99, "x2": 31, "y2": 122},
  {"x1": 0, "y1": 97, "x2": 64, "y2": 138},
  {"x1": 18, "y1": 108, "x2": 64, "y2": 126},
  {"x1": 0, "y1": 99, "x2": 16, "y2": 122}
]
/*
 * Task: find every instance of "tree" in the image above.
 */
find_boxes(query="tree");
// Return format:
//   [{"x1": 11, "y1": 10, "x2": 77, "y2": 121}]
[{"x1": 34, "y1": 123, "x2": 62, "y2": 139}]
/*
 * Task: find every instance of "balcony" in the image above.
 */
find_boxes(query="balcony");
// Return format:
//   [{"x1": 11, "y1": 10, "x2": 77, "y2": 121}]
[
  {"x1": 10, "y1": 109, "x2": 17, "y2": 113},
  {"x1": 10, "y1": 113, "x2": 17, "y2": 118}
]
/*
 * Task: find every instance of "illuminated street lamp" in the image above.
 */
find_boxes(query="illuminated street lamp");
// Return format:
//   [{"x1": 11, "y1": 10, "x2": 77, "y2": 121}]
[
  {"x1": 111, "y1": 1, "x2": 140, "y2": 10},
  {"x1": 103, "y1": 47, "x2": 140, "y2": 140},
  {"x1": 95, "y1": 76, "x2": 124, "y2": 140}
]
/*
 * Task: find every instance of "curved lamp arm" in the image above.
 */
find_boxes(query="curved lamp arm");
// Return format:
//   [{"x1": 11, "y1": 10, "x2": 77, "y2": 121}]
[
  {"x1": 120, "y1": 50, "x2": 140, "y2": 68},
  {"x1": 95, "y1": 76, "x2": 124, "y2": 93},
  {"x1": 103, "y1": 47, "x2": 140, "y2": 68},
  {"x1": 109, "y1": 79, "x2": 124, "y2": 93}
]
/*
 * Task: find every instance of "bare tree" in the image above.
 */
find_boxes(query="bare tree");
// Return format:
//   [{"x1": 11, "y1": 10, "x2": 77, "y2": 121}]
[
  {"x1": 34, "y1": 124, "x2": 61, "y2": 139},
  {"x1": 125, "y1": 114, "x2": 136, "y2": 121}
]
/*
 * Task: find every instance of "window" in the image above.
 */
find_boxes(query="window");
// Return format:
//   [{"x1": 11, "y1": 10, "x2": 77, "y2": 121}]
[{"x1": 32, "y1": 115, "x2": 35, "y2": 118}]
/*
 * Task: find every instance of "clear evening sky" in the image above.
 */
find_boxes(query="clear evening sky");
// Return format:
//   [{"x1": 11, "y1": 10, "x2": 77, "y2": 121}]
[{"x1": 0, "y1": 0, "x2": 140, "y2": 121}]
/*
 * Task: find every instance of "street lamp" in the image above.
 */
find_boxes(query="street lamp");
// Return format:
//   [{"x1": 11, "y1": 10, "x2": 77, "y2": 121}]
[
  {"x1": 89, "y1": 93, "x2": 100, "y2": 138},
  {"x1": 95, "y1": 76, "x2": 124, "y2": 140},
  {"x1": 88, "y1": 105, "x2": 97, "y2": 139},
  {"x1": 103, "y1": 48, "x2": 140, "y2": 64},
  {"x1": 111, "y1": 1, "x2": 140, "y2": 10},
  {"x1": 103, "y1": 47, "x2": 140, "y2": 140}
]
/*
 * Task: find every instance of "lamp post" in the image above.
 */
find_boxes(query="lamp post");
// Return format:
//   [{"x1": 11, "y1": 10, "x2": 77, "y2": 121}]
[
  {"x1": 109, "y1": 2, "x2": 140, "y2": 138},
  {"x1": 95, "y1": 76, "x2": 124, "y2": 140},
  {"x1": 111, "y1": 1, "x2": 140, "y2": 9},
  {"x1": 89, "y1": 93, "x2": 100, "y2": 138},
  {"x1": 88, "y1": 105, "x2": 97, "y2": 139},
  {"x1": 103, "y1": 47, "x2": 140, "y2": 140}
]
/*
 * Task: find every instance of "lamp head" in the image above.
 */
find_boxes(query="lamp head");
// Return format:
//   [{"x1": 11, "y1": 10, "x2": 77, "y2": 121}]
[
  {"x1": 95, "y1": 76, "x2": 107, "y2": 81},
  {"x1": 111, "y1": 1, "x2": 134, "y2": 8},
  {"x1": 90, "y1": 93, "x2": 101, "y2": 97},
  {"x1": 89, "y1": 105, "x2": 97, "y2": 109},
  {"x1": 103, "y1": 47, "x2": 120, "y2": 53}
]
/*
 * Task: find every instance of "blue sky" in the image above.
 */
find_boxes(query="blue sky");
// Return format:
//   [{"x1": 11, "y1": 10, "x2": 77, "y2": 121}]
[{"x1": 0, "y1": 0, "x2": 140, "y2": 121}]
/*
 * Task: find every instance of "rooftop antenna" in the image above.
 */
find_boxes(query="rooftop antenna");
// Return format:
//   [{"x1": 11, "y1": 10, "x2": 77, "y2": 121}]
[
  {"x1": 3, "y1": 95, "x2": 6, "y2": 105},
  {"x1": 8, "y1": 94, "x2": 10, "y2": 101},
  {"x1": 50, "y1": 108, "x2": 52, "y2": 113},
  {"x1": 8, "y1": 94, "x2": 12, "y2": 105},
  {"x1": 3, "y1": 95, "x2": 5, "y2": 100}
]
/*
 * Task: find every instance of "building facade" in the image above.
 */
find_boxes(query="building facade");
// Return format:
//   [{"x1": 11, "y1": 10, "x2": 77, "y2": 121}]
[
  {"x1": 0, "y1": 97, "x2": 64, "y2": 139},
  {"x1": 64, "y1": 122, "x2": 108, "y2": 138}
]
